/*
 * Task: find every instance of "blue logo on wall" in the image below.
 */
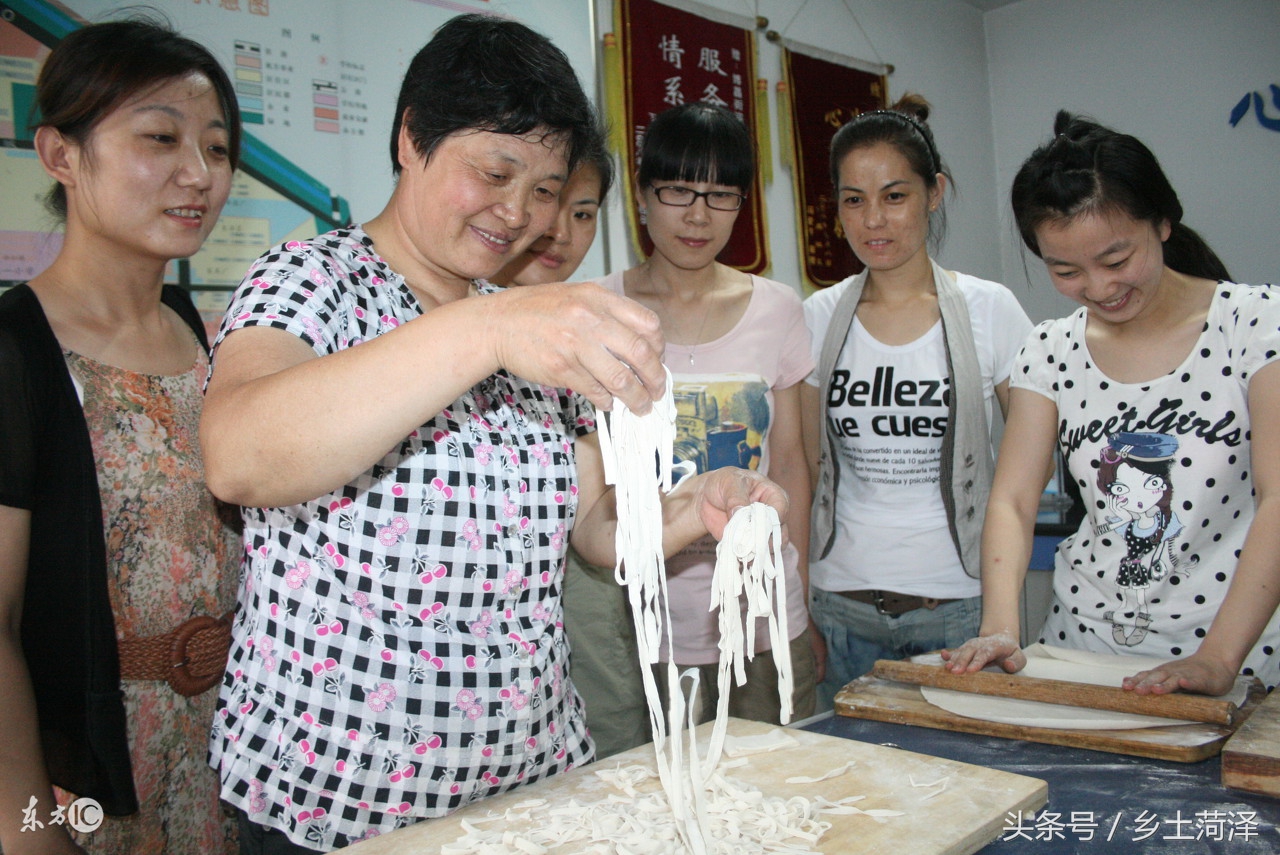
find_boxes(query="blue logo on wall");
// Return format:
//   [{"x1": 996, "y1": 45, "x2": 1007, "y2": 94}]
[{"x1": 1230, "y1": 85, "x2": 1280, "y2": 131}]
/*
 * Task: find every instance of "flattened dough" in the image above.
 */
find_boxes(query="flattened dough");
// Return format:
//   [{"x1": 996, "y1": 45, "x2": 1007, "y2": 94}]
[{"x1": 915, "y1": 645, "x2": 1249, "y2": 731}]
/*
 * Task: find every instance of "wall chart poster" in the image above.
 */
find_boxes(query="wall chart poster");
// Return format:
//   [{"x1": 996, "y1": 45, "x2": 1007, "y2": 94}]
[{"x1": 0, "y1": 0, "x2": 595, "y2": 327}]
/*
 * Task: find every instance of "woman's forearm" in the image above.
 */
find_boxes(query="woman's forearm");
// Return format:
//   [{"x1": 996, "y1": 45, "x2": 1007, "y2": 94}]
[
  {"x1": 977, "y1": 388, "x2": 1060, "y2": 639},
  {"x1": 978, "y1": 498, "x2": 1033, "y2": 638},
  {"x1": 202, "y1": 299, "x2": 499, "y2": 507}
]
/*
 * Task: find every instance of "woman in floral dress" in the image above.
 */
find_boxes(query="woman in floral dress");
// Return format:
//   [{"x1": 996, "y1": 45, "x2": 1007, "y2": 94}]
[{"x1": 0, "y1": 17, "x2": 241, "y2": 853}]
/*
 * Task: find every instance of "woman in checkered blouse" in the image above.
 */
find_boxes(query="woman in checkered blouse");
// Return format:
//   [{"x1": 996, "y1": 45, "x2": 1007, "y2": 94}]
[{"x1": 200, "y1": 14, "x2": 786, "y2": 853}]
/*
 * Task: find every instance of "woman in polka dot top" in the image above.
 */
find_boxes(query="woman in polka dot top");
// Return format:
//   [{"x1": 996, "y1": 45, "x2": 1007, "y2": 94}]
[{"x1": 943, "y1": 111, "x2": 1280, "y2": 695}]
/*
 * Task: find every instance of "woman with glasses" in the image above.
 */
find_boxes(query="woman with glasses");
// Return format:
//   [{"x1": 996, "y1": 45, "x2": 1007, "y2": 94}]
[
  {"x1": 800, "y1": 94, "x2": 1033, "y2": 709},
  {"x1": 601, "y1": 101, "x2": 818, "y2": 725}
]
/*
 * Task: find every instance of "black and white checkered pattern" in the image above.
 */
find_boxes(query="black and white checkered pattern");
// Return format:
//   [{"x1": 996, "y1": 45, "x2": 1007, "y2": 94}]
[{"x1": 208, "y1": 228, "x2": 596, "y2": 850}]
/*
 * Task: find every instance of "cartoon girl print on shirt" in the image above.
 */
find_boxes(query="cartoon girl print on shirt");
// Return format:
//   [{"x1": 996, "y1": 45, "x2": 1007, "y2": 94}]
[{"x1": 1093, "y1": 432, "x2": 1189, "y2": 646}]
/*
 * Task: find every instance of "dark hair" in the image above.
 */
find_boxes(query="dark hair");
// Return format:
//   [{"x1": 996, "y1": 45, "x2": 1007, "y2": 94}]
[
  {"x1": 829, "y1": 93, "x2": 950, "y2": 247},
  {"x1": 390, "y1": 14, "x2": 598, "y2": 176},
  {"x1": 1011, "y1": 111, "x2": 1231, "y2": 282},
  {"x1": 33, "y1": 15, "x2": 241, "y2": 220},
  {"x1": 576, "y1": 142, "x2": 615, "y2": 205},
  {"x1": 637, "y1": 102, "x2": 754, "y2": 193},
  {"x1": 568, "y1": 137, "x2": 611, "y2": 207}
]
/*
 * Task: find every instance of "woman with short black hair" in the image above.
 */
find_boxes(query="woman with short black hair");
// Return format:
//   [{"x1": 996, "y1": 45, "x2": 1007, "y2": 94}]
[{"x1": 202, "y1": 16, "x2": 785, "y2": 852}]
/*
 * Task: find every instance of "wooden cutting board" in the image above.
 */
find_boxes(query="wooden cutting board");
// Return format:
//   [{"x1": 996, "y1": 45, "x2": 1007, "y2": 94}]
[
  {"x1": 1222, "y1": 686, "x2": 1280, "y2": 796},
  {"x1": 837, "y1": 675, "x2": 1267, "y2": 763},
  {"x1": 333, "y1": 717, "x2": 1046, "y2": 854}
]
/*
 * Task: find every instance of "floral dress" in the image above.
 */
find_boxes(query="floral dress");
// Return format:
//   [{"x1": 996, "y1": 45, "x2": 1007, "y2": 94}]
[{"x1": 59, "y1": 341, "x2": 239, "y2": 854}]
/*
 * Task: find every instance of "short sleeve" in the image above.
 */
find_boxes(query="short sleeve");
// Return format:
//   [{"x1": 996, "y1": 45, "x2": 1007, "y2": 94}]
[
  {"x1": 1223, "y1": 283, "x2": 1280, "y2": 384},
  {"x1": 769, "y1": 282, "x2": 815, "y2": 390},
  {"x1": 801, "y1": 282, "x2": 842, "y2": 387},
  {"x1": 985, "y1": 285, "x2": 1035, "y2": 384},
  {"x1": 215, "y1": 243, "x2": 353, "y2": 358},
  {"x1": 212, "y1": 230, "x2": 412, "y2": 365},
  {"x1": 1010, "y1": 316, "x2": 1076, "y2": 403}
]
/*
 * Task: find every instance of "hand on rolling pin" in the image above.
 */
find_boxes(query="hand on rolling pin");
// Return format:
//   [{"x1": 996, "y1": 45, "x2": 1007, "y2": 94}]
[
  {"x1": 1122, "y1": 650, "x2": 1238, "y2": 697},
  {"x1": 489, "y1": 282, "x2": 666, "y2": 414},
  {"x1": 940, "y1": 630, "x2": 1026, "y2": 674}
]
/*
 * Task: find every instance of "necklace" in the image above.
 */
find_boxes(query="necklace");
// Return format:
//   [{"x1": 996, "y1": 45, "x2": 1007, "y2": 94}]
[
  {"x1": 646, "y1": 267, "x2": 714, "y2": 368},
  {"x1": 680, "y1": 303, "x2": 713, "y2": 368}
]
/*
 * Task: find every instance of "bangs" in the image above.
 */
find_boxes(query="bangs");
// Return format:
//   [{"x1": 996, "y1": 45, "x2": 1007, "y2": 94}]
[{"x1": 637, "y1": 103, "x2": 753, "y2": 191}]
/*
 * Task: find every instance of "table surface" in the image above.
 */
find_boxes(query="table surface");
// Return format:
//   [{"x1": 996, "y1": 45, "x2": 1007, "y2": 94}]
[
  {"x1": 801, "y1": 711, "x2": 1280, "y2": 854},
  {"x1": 335, "y1": 717, "x2": 1046, "y2": 855}
]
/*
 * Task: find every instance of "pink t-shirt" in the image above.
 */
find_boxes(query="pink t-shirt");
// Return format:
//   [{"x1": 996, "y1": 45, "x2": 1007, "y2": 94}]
[{"x1": 600, "y1": 271, "x2": 813, "y2": 664}]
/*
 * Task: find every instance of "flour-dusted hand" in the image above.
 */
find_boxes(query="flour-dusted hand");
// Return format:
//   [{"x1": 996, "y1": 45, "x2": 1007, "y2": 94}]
[
  {"x1": 941, "y1": 630, "x2": 1025, "y2": 674},
  {"x1": 489, "y1": 282, "x2": 666, "y2": 414},
  {"x1": 644, "y1": 466, "x2": 792, "y2": 561},
  {"x1": 692, "y1": 468, "x2": 790, "y2": 544},
  {"x1": 1122, "y1": 652, "x2": 1239, "y2": 697}
]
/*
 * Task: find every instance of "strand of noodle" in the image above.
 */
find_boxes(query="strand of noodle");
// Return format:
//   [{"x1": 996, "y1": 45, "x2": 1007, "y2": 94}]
[
  {"x1": 680, "y1": 669, "x2": 712, "y2": 849},
  {"x1": 596, "y1": 377, "x2": 809, "y2": 851},
  {"x1": 702, "y1": 502, "x2": 794, "y2": 775},
  {"x1": 596, "y1": 371, "x2": 708, "y2": 851}
]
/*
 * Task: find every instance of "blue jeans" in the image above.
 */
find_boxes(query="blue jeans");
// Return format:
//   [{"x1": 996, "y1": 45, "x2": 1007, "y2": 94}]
[{"x1": 810, "y1": 587, "x2": 981, "y2": 711}]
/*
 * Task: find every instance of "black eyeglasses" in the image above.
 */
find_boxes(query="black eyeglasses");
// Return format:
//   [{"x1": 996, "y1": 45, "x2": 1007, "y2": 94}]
[{"x1": 650, "y1": 185, "x2": 747, "y2": 211}]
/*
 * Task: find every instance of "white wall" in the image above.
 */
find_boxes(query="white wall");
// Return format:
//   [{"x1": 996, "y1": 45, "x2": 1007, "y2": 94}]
[
  {"x1": 588, "y1": 0, "x2": 1001, "y2": 292},
  {"x1": 986, "y1": 0, "x2": 1280, "y2": 321},
  {"x1": 585, "y1": 0, "x2": 1280, "y2": 324}
]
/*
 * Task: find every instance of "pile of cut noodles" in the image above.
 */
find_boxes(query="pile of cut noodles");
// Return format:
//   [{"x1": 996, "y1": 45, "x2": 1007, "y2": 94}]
[{"x1": 443, "y1": 375, "x2": 877, "y2": 853}]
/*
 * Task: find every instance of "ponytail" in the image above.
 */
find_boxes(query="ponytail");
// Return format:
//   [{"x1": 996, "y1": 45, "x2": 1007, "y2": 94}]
[
  {"x1": 1011, "y1": 111, "x2": 1231, "y2": 282},
  {"x1": 1163, "y1": 222, "x2": 1232, "y2": 282}
]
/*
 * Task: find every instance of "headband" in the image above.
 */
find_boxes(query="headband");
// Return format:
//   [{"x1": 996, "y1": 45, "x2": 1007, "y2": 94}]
[{"x1": 854, "y1": 109, "x2": 941, "y2": 177}]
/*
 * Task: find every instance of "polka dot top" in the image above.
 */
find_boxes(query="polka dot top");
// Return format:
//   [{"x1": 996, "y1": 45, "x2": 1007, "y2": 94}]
[{"x1": 1012, "y1": 282, "x2": 1280, "y2": 689}]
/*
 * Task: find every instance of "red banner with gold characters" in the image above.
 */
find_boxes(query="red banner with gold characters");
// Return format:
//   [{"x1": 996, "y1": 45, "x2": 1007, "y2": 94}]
[
  {"x1": 782, "y1": 48, "x2": 885, "y2": 289},
  {"x1": 614, "y1": 0, "x2": 767, "y2": 274}
]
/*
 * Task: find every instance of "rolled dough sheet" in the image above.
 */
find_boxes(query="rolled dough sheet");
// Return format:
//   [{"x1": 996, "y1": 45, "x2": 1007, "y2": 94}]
[{"x1": 914, "y1": 644, "x2": 1249, "y2": 731}]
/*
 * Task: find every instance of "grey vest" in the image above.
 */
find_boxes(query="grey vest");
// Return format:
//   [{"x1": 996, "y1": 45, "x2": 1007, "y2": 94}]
[{"x1": 810, "y1": 260, "x2": 993, "y2": 578}]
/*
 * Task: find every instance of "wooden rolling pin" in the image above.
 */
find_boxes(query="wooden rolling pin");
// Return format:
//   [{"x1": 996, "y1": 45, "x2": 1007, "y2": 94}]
[{"x1": 871, "y1": 659, "x2": 1241, "y2": 726}]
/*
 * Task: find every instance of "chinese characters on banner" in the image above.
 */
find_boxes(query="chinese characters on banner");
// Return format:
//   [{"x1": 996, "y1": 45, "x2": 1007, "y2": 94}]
[
  {"x1": 782, "y1": 48, "x2": 885, "y2": 288},
  {"x1": 615, "y1": 0, "x2": 768, "y2": 273}
]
